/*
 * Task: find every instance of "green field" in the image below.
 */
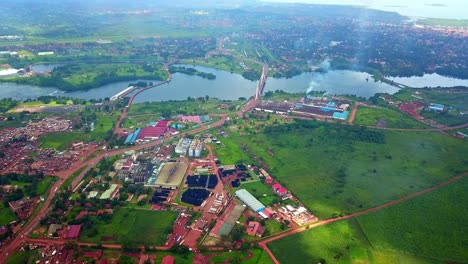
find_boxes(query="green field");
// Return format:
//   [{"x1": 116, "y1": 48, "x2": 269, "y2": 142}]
[
  {"x1": 243, "y1": 248, "x2": 275, "y2": 264},
  {"x1": 268, "y1": 219, "x2": 439, "y2": 264},
  {"x1": 6, "y1": 250, "x2": 39, "y2": 264},
  {"x1": 354, "y1": 106, "x2": 427, "y2": 128},
  {"x1": 269, "y1": 176, "x2": 468, "y2": 263},
  {"x1": 211, "y1": 137, "x2": 253, "y2": 165},
  {"x1": 0, "y1": 203, "x2": 17, "y2": 226},
  {"x1": 239, "y1": 181, "x2": 279, "y2": 206},
  {"x1": 36, "y1": 177, "x2": 57, "y2": 195},
  {"x1": 356, "y1": 176, "x2": 468, "y2": 262},
  {"x1": 229, "y1": 121, "x2": 468, "y2": 219},
  {"x1": 127, "y1": 99, "x2": 240, "y2": 118},
  {"x1": 80, "y1": 208, "x2": 178, "y2": 245},
  {"x1": 5, "y1": 63, "x2": 168, "y2": 91}
]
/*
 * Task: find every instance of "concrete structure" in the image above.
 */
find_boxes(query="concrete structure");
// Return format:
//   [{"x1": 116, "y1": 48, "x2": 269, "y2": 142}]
[
  {"x1": 235, "y1": 189, "x2": 265, "y2": 213},
  {"x1": 153, "y1": 162, "x2": 188, "y2": 189},
  {"x1": 110, "y1": 86, "x2": 136, "y2": 101},
  {"x1": 175, "y1": 138, "x2": 191, "y2": 155},
  {"x1": 47, "y1": 224, "x2": 63, "y2": 237},
  {"x1": 100, "y1": 184, "x2": 118, "y2": 199},
  {"x1": 188, "y1": 138, "x2": 203, "y2": 158},
  {"x1": 8, "y1": 198, "x2": 33, "y2": 214}
]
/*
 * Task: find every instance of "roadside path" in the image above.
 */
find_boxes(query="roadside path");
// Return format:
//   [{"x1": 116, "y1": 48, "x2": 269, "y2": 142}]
[{"x1": 258, "y1": 171, "x2": 468, "y2": 264}]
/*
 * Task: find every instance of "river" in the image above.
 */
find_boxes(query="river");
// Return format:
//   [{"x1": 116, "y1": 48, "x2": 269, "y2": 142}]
[{"x1": 0, "y1": 64, "x2": 467, "y2": 102}]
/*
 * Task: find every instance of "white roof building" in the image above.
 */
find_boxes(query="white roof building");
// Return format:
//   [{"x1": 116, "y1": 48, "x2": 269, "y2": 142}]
[{"x1": 235, "y1": 189, "x2": 265, "y2": 213}]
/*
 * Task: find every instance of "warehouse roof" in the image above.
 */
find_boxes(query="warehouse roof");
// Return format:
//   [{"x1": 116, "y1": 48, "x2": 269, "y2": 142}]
[{"x1": 235, "y1": 189, "x2": 265, "y2": 212}]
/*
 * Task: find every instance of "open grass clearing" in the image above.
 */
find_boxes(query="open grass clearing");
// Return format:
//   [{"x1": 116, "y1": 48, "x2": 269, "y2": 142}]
[
  {"x1": 355, "y1": 106, "x2": 428, "y2": 128},
  {"x1": 0, "y1": 203, "x2": 17, "y2": 226},
  {"x1": 268, "y1": 218, "x2": 439, "y2": 264},
  {"x1": 154, "y1": 251, "x2": 194, "y2": 264},
  {"x1": 79, "y1": 208, "x2": 177, "y2": 245},
  {"x1": 230, "y1": 121, "x2": 468, "y2": 219}
]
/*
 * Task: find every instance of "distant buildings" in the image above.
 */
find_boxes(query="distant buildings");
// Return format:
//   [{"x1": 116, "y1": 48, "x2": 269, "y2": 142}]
[{"x1": 180, "y1": 115, "x2": 211, "y2": 124}]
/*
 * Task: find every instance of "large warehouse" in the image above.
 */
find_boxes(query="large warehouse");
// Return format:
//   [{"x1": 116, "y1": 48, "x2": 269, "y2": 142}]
[
  {"x1": 152, "y1": 162, "x2": 188, "y2": 189},
  {"x1": 235, "y1": 189, "x2": 266, "y2": 213}
]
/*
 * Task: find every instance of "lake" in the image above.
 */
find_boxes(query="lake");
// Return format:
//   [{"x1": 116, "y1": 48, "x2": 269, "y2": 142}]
[
  {"x1": 0, "y1": 64, "x2": 467, "y2": 102},
  {"x1": 386, "y1": 73, "x2": 468, "y2": 88},
  {"x1": 264, "y1": 70, "x2": 399, "y2": 98}
]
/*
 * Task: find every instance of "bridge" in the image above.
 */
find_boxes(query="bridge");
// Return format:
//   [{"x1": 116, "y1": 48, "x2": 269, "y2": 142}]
[
  {"x1": 255, "y1": 64, "x2": 268, "y2": 100},
  {"x1": 110, "y1": 85, "x2": 138, "y2": 101}
]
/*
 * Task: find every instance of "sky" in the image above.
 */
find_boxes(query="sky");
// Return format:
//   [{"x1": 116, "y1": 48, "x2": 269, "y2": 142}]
[{"x1": 262, "y1": 0, "x2": 468, "y2": 19}]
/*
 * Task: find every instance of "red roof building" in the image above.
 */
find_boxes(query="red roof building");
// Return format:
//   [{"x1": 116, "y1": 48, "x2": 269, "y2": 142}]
[
  {"x1": 137, "y1": 126, "x2": 167, "y2": 140},
  {"x1": 83, "y1": 249, "x2": 103, "y2": 259},
  {"x1": 265, "y1": 178, "x2": 273, "y2": 184},
  {"x1": 272, "y1": 183, "x2": 282, "y2": 190},
  {"x1": 277, "y1": 188, "x2": 288, "y2": 195},
  {"x1": 156, "y1": 120, "x2": 170, "y2": 127},
  {"x1": 67, "y1": 225, "x2": 81, "y2": 239},
  {"x1": 162, "y1": 255, "x2": 175, "y2": 264}
]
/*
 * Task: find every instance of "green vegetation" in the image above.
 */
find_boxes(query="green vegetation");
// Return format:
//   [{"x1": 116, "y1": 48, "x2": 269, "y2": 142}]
[
  {"x1": 356, "y1": 176, "x2": 468, "y2": 262},
  {"x1": 80, "y1": 208, "x2": 177, "y2": 245},
  {"x1": 211, "y1": 137, "x2": 253, "y2": 165},
  {"x1": 0, "y1": 203, "x2": 17, "y2": 226},
  {"x1": 421, "y1": 109, "x2": 468, "y2": 126},
  {"x1": 269, "y1": 219, "x2": 438, "y2": 264},
  {"x1": 354, "y1": 106, "x2": 427, "y2": 128},
  {"x1": 240, "y1": 181, "x2": 279, "y2": 206},
  {"x1": 127, "y1": 98, "x2": 238, "y2": 117},
  {"x1": 418, "y1": 18, "x2": 468, "y2": 27},
  {"x1": 61, "y1": 166, "x2": 86, "y2": 191},
  {"x1": 242, "y1": 248, "x2": 275, "y2": 264},
  {"x1": 169, "y1": 66, "x2": 216, "y2": 80},
  {"x1": 5, "y1": 63, "x2": 167, "y2": 91},
  {"x1": 6, "y1": 250, "x2": 39, "y2": 264},
  {"x1": 36, "y1": 176, "x2": 57, "y2": 195},
  {"x1": 269, "y1": 177, "x2": 468, "y2": 263},
  {"x1": 0, "y1": 98, "x2": 19, "y2": 113},
  {"x1": 229, "y1": 120, "x2": 468, "y2": 219}
]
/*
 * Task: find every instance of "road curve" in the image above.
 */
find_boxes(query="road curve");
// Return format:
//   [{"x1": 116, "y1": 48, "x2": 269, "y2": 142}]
[{"x1": 258, "y1": 171, "x2": 468, "y2": 264}]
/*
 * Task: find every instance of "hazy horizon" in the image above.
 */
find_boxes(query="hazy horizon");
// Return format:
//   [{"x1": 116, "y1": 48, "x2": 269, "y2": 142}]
[{"x1": 262, "y1": 0, "x2": 468, "y2": 19}]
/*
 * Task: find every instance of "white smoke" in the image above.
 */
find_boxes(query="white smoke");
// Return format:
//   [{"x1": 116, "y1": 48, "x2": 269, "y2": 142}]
[{"x1": 307, "y1": 59, "x2": 330, "y2": 93}]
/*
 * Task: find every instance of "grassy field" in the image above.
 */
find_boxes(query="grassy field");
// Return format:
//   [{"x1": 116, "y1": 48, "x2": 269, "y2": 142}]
[
  {"x1": 127, "y1": 99, "x2": 240, "y2": 117},
  {"x1": 6, "y1": 250, "x2": 39, "y2": 264},
  {"x1": 354, "y1": 106, "x2": 427, "y2": 128},
  {"x1": 80, "y1": 208, "x2": 178, "y2": 245},
  {"x1": 269, "y1": 176, "x2": 468, "y2": 263},
  {"x1": 230, "y1": 121, "x2": 468, "y2": 219},
  {"x1": 356, "y1": 176, "x2": 468, "y2": 263},
  {"x1": 36, "y1": 176, "x2": 57, "y2": 195},
  {"x1": 243, "y1": 248, "x2": 275, "y2": 264},
  {"x1": 211, "y1": 137, "x2": 253, "y2": 165},
  {"x1": 0, "y1": 203, "x2": 17, "y2": 226},
  {"x1": 239, "y1": 181, "x2": 279, "y2": 206},
  {"x1": 268, "y1": 219, "x2": 439, "y2": 264}
]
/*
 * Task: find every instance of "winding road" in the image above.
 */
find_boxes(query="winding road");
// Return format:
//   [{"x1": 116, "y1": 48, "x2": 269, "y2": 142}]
[{"x1": 257, "y1": 171, "x2": 468, "y2": 264}]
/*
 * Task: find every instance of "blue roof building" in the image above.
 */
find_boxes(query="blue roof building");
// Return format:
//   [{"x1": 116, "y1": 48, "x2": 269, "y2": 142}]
[
  {"x1": 332, "y1": 111, "x2": 348, "y2": 120},
  {"x1": 235, "y1": 189, "x2": 265, "y2": 213},
  {"x1": 429, "y1": 103, "x2": 445, "y2": 112}
]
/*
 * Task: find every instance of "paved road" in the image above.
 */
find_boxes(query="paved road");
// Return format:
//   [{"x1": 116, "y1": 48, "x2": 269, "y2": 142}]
[{"x1": 258, "y1": 171, "x2": 468, "y2": 264}]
